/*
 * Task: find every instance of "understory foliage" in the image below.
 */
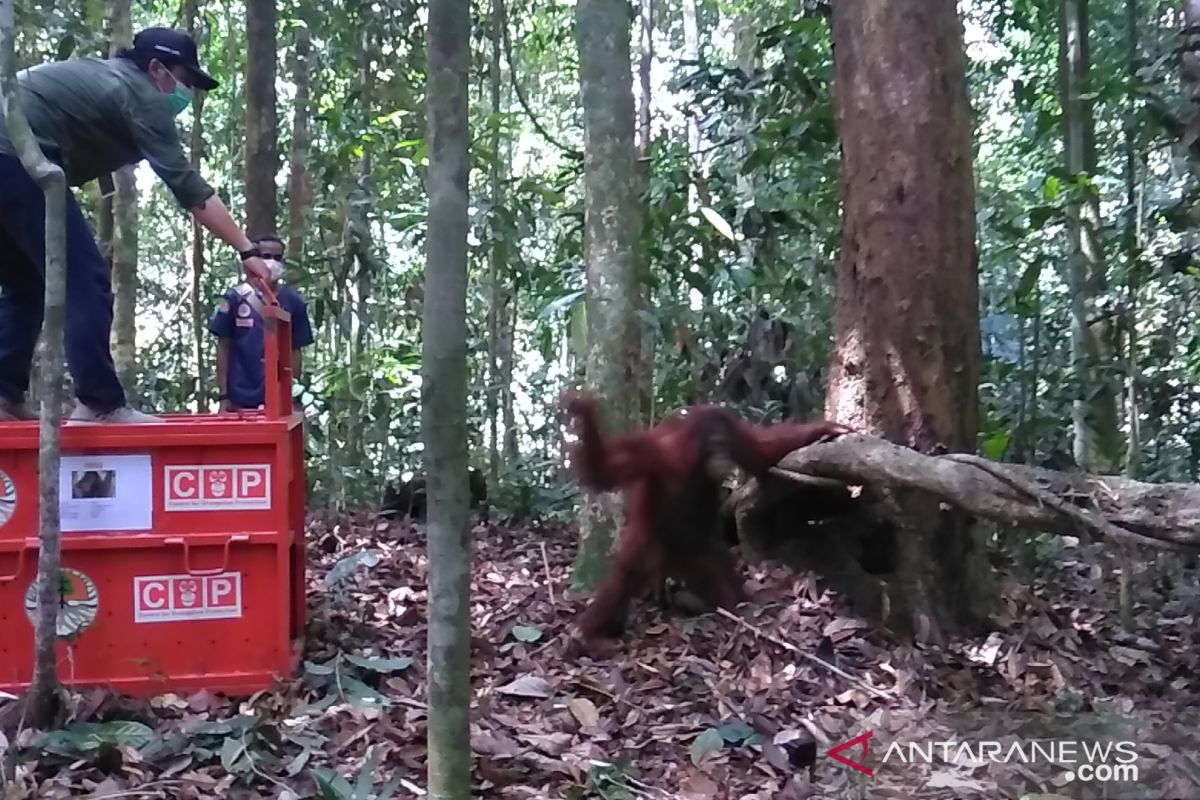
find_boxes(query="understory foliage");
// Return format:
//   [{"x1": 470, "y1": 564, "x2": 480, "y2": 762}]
[{"x1": 8, "y1": 0, "x2": 1200, "y2": 515}]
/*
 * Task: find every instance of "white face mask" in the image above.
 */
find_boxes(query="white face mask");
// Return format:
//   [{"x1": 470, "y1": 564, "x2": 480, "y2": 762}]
[{"x1": 265, "y1": 260, "x2": 284, "y2": 283}]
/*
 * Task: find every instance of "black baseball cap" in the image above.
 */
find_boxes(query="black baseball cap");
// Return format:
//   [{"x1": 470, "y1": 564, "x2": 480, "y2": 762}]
[{"x1": 132, "y1": 27, "x2": 218, "y2": 91}]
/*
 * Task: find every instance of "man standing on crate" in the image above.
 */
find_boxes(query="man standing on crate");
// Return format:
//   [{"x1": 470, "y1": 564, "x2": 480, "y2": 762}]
[
  {"x1": 209, "y1": 234, "x2": 314, "y2": 412},
  {"x1": 0, "y1": 27, "x2": 274, "y2": 424}
]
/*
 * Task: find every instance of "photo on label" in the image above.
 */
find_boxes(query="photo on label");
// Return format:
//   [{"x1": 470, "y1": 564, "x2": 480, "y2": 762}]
[{"x1": 72, "y1": 469, "x2": 117, "y2": 499}]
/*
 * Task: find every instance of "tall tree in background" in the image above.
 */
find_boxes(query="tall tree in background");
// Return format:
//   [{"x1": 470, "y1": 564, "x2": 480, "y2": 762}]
[
  {"x1": 634, "y1": 0, "x2": 654, "y2": 422},
  {"x1": 571, "y1": 0, "x2": 641, "y2": 589},
  {"x1": 486, "y1": 0, "x2": 507, "y2": 487},
  {"x1": 733, "y1": 10, "x2": 757, "y2": 271},
  {"x1": 186, "y1": 0, "x2": 207, "y2": 407},
  {"x1": 109, "y1": 0, "x2": 137, "y2": 393},
  {"x1": 0, "y1": 0, "x2": 67, "y2": 727},
  {"x1": 423, "y1": 0, "x2": 472, "y2": 791},
  {"x1": 287, "y1": 23, "x2": 312, "y2": 259},
  {"x1": 826, "y1": 0, "x2": 990, "y2": 640},
  {"x1": 1181, "y1": 0, "x2": 1200, "y2": 165},
  {"x1": 1058, "y1": 0, "x2": 1122, "y2": 472},
  {"x1": 1123, "y1": 0, "x2": 1141, "y2": 476},
  {"x1": 245, "y1": 0, "x2": 277, "y2": 234}
]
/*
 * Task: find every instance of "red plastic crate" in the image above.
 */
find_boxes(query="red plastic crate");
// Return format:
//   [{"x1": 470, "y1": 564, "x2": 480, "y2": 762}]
[{"x1": 0, "y1": 304, "x2": 307, "y2": 697}]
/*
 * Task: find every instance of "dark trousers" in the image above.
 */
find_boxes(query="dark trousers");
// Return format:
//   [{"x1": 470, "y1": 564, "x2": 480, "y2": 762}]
[{"x1": 0, "y1": 154, "x2": 125, "y2": 413}]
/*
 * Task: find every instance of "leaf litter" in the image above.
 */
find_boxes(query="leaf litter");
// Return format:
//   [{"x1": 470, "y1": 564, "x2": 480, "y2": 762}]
[{"x1": 0, "y1": 510, "x2": 1197, "y2": 798}]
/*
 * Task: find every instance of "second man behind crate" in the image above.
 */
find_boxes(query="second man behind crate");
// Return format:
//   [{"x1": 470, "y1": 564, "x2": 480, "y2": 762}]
[{"x1": 208, "y1": 234, "x2": 315, "y2": 412}]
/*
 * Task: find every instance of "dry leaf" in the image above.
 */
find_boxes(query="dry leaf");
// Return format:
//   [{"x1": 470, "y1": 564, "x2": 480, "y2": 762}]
[
  {"x1": 568, "y1": 697, "x2": 600, "y2": 727},
  {"x1": 497, "y1": 675, "x2": 554, "y2": 698}
]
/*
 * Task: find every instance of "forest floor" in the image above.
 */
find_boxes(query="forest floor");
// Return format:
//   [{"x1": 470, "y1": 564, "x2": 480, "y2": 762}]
[{"x1": 5, "y1": 509, "x2": 1200, "y2": 799}]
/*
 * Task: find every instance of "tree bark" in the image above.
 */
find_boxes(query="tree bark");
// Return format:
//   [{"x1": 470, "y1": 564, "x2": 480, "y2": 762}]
[
  {"x1": 186, "y1": 4, "x2": 207, "y2": 408},
  {"x1": 501, "y1": 284, "x2": 518, "y2": 462},
  {"x1": 634, "y1": 0, "x2": 654, "y2": 423},
  {"x1": 681, "y1": 0, "x2": 699, "y2": 158},
  {"x1": 1180, "y1": 0, "x2": 1200, "y2": 163},
  {"x1": 108, "y1": 0, "x2": 137, "y2": 394},
  {"x1": 733, "y1": 10, "x2": 757, "y2": 272},
  {"x1": 572, "y1": 0, "x2": 642, "y2": 590},
  {"x1": 245, "y1": 0, "x2": 278, "y2": 235},
  {"x1": 423, "y1": 0, "x2": 472, "y2": 792},
  {"x1": 1058, "y1": 0, "x2": 1123, "y2": 473},
  {"x1": 344, "y1": 35, "x2": 377, "y2": 476},
  {"x1": 740, "y1": 437, "x2": 1200, "y2": 551},
  {"x1": 486, "y1": 0, "x2": 507, "y2": 487},
  {"x1": 287, "y1": 24, "x2": 312, "y2": 259},
  {"x1": 637, "y1": 0, "x2": 652, "y2": 154},
  {"x1": 1, "y1": 0, "x2": 66, "y2": 728},
  {"x1": 827, "y1": 0, "x2": 988, "y2": 640},
  {"x1": 1124, "y1": 0, "x2": 1141, "y2": 477}
]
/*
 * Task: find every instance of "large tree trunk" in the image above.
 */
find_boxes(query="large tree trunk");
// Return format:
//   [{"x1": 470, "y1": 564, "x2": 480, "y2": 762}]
[
  {"x1": 186, "y1": 0, "x2": 207, "y2": 409},
  {"x1": 423, "y1": 0, "x2": 472, "y2": 792},
  {"x1": 1, "y1": 0, "x2": 67, "y2": 728},
  {"x1": 822, "y1": 0, "x2": 988, "y2": 641},
  {"x1": 245, "y1": 0, "x2": 278, "y2": 234},
  {"x1": 572, "y1": 0, "x2": 642, "y2": 590},
  {"x1": 109, "y1": 0, "x2": 137, "y2": 394},
  {"x1": 1059, "y1": 0, "x2": 1123, "y2": 472}
]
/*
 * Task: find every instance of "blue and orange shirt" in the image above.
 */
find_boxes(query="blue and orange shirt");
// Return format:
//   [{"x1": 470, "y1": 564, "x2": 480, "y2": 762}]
[{"x1": 208, "y1": 283, "x2": 314, "y2": 408}]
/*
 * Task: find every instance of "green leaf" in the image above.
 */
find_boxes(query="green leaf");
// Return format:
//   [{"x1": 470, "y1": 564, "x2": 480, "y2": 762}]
[
  {"x1": 690, "y1": 728, "x2": 725, "y2": 765},
  {"x1": 1042, "y1": 175, "x2": 1062, "y2": 202},
  {"x1": 40, "y1": 720, "x2": 156, "y2": 755},
  {"x1": 1027, "y1": 205, "x2": 1057, "y2": 231},
  {"x1": 56, "y1": 34, "x2": 77, "y2": 61},
  {"x1": 1013, "y1": 259, "x2": 1043, "y2": 317},
  {"x1": 304, "y1": 659, "x2": 337, "y2": 676},
  {"x1": 284, "y1": 747, "x2": 312, "y2": 777},
  {"x1": 717, "y1": 720, "x2": 757, "y2": 744},
  {"x1": 511, "y1": 624, "x2": 543, "y2": 643},
  {"x1": 314, "y1": 768, "x2": 355, "y2": 799},
  {"x1": 354, "y1": 747, "x2": 382, "y2": 799},
  {"x1": 219, "y1": 737, "x2": 246, "y2": 772},
  {"x1": 700, "y1": 206, "x2": 737, "y2": 242},
  {"x1": 341, "y1": 675, "x2": 391, "y2": 707},
  {"x1": 344, "y1": 653, "x2": 414, "y2": 673},
  {"x1": 97, "y1": 720, "x2": 156, "y2": 748},
  {"x1": 983, "y1": 432, "x2": 1012, "y2": 461}
]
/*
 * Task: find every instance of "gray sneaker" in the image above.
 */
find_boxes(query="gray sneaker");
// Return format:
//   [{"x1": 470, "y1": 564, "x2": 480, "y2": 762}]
[
  {"x1": 69, "y1": 403, "x2": 164, "y2": 424},
  {"x1": 0, "y1": 398, "x2": 38, "y2": 422}
]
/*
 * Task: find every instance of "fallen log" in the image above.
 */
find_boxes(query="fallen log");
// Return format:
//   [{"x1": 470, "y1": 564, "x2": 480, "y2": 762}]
[{"x1": 740, "y1": 434, "x2": 1200, "y2": 552}]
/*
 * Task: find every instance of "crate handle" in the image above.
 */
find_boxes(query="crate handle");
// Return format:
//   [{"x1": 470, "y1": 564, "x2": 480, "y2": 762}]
[
  {"x1": 164, "y1": 535, "x2": 250, "y2": 576},
  {"x1": 0, "y1": 545, "x2": 26, "y2": 583}
]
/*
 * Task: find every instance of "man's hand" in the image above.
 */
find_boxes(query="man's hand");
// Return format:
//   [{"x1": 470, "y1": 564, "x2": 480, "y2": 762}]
[{"x1": 242, "y1": 255, "x2": 271, "y2": 283}]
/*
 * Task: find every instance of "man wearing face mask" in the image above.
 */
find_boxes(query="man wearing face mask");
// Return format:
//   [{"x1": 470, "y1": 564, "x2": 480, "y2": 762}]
[
  {"x1": 208, "y1": 234, "x2": 314, "y2": 413},
  {"x1": 0, "y1": 27, "x2": 272, "y2": 423}
]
